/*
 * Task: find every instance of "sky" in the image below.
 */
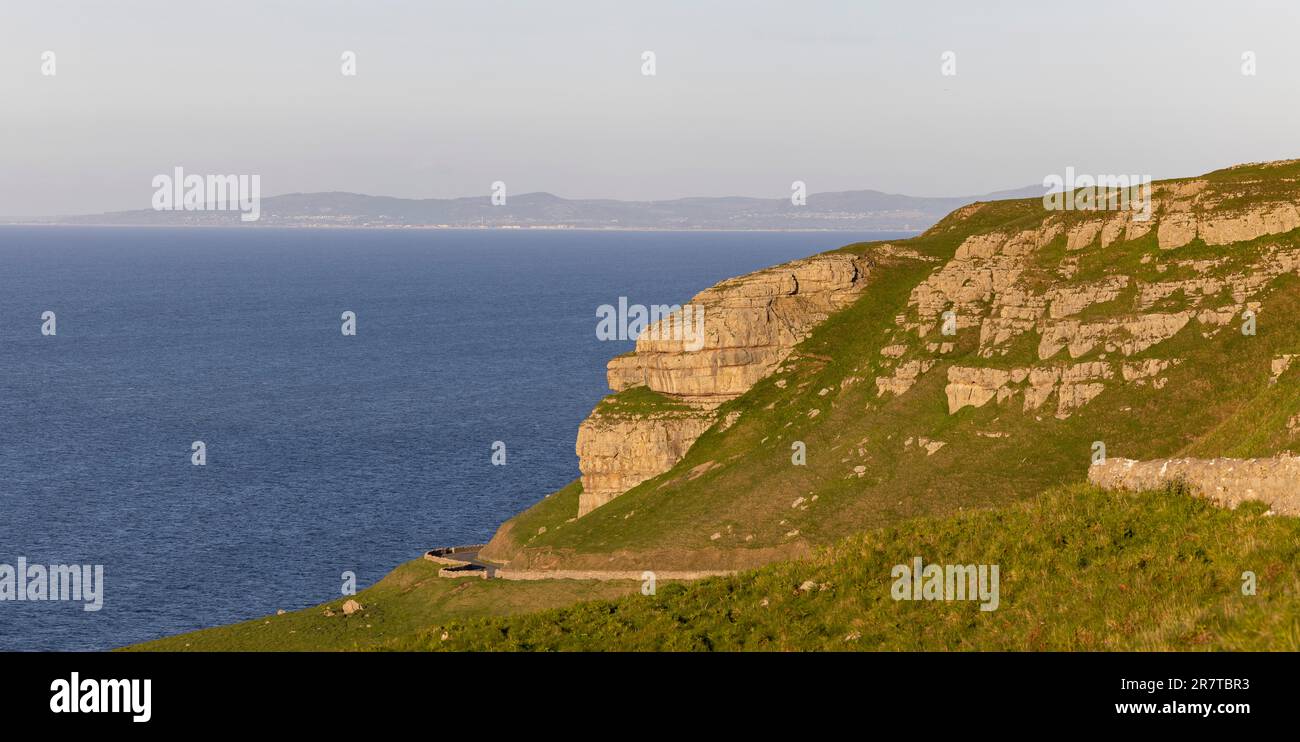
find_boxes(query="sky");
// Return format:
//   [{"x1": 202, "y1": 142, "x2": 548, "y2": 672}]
[{"x1": 2, "y1": 0, "x2": 1299, "y2": 216}]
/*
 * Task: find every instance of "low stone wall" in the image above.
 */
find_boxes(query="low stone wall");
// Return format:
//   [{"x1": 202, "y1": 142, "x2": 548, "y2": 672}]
[
  {"x1": 1089, "y1": 456, "x2": 1300, "y2": 515},
  {"x1": 424, "y1": 545, "x2": 488, "y2": 567},
  {"x1": 494, "y1": 569, "x2": 734, "y2": 582},
  {"x1": 438, "y1": 565, "x2": 488, "y2": 579}
]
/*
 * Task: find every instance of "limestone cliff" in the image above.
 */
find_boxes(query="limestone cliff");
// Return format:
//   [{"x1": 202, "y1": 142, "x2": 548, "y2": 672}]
[
  {"x1": 486, "y1": 158, "x2": 1300, "y2": 573},
  {"x1": 578, "y1": 252, "x2": 873, "y2": 515},
  {"x1": 575, "y1": 160, "x2": 1300, "y2": 518},
  {"x1": 604, "y1": 253, "x2": 872, "y2": 405},
  {"x1": 575, "y1": 411, "x2": 716, "y2": 515},
  {"x1": 869, "y1": 163, "x2": 1300, "y2": 426}
]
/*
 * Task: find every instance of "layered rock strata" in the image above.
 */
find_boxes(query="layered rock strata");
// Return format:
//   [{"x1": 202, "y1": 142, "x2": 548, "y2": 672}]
[
  {"x1": 876, "y1": 168, "x2": 1300, "y2": 426},
  {"x1": 605, "y1": 253, "x2": 872, "y2": 406},
  {"x1": 578, "y1": 253, "x2": 873, "y2": 515},
  {"x1": 576, "y1": 412, "x2": 716, "y2": 516}
]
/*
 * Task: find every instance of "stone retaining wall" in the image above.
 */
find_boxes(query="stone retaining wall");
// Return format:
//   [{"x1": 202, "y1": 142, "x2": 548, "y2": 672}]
[
  {"x1": 423, "y1": 545, "x2": 488, "y2": 567},
  {"x1": 494, "y1": 569, "x2": 734, "y2": 582},
  {"x1": 1088, "y1": 456, "x2": 1300, "y2": 515}
]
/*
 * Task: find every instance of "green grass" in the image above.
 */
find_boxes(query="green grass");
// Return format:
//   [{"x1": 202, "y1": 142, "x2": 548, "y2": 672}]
[
  {"x1": 150, "y1": 159, "x2": 1300, "y2": 651},
  {"x1": 493, "y1": 253, "x2": 944, "y2": 562},
  {"x1": 484, "y1": 479, "x2": 585, "y2": 561},
  {"x1": 129, "y1": 484, "x2": 1300, "y2": 652},
  {"x1": 481, "y1": 152, "x2": 1300, "y2": 566},
  {"x1": 593, "y1": 385, "x2": 697, "y2": 417},
  {"x1": 125, "y1": 559, "x2": 637, "y2": 651},
  {"x1": 408, "y1": 484, "x2": 1300, "y2": 651}
]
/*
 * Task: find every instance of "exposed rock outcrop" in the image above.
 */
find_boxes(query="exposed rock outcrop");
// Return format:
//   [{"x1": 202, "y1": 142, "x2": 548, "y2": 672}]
[
  {"x1": 1037, "y1": 312, "x2": 1191, "y2": 360},
  {"x1": 578, "y1": 252, "x2": 874, "y2": 515},
  {"x1": 1047, "y1": 276, "x2": 1129, "y2": 319},
  {"x1": 875, "y1": 358, "x2": 935, "y2": 397},
  {"x1": 606, "y1": 253, "x2": 872, "y2": 406},
  {"x1": 904, "y1": 174, "x2": 1300, "y2": 373},
  {"x1": 1158, "y1": 201, "x2": 1300, "y2": 249},
  {"x1": 877, "y1": 168, "x2": 1300, "y2": 429},
  {"x1": 945, "y1": 366, "x2": 1014, "y2": 412},
  {"x1": 490, "y1": 159, "x2": 1300, "y2": 574},
  {"x1": 576, "y1": 411, "x2": 715, "y2": 516},
  {"x1": 945, "y1": 359, "x2": 1178, "y2": 419}
]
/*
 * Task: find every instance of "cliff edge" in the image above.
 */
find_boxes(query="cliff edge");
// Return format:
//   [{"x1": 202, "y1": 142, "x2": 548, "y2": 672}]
[{"x1": 484, "y1": 158, "x2": 1300, "y2": 573}]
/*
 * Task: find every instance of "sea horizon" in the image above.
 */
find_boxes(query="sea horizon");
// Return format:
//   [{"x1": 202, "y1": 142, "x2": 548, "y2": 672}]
[{"x1": 0, "y1": 225, "x2": 904, "y2": 650}]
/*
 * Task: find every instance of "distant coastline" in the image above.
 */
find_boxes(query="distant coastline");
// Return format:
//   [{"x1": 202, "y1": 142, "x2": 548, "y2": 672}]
[
  {"x1": 0, "y1": 222, "x2": 923, "y2": 234},
  {"x1": 3, "y1": 184, "x2": 1042, "y2": 233}
]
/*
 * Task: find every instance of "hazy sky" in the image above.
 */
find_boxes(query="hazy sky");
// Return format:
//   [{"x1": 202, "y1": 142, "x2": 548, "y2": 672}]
[{"x1": 3, "y1": 0, "x2": 1299, "y2": 216}]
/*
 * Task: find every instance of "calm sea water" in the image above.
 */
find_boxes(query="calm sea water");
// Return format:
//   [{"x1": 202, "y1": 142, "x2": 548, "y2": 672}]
[{"x1": 0, "y1": 226, "x2": 904, "y2": 651}]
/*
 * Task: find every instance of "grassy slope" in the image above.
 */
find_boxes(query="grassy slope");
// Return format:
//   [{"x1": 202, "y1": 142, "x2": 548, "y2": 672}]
[
  {"x1": 143, "y1": 161, "x2": 1300, "y2": 651},
  {"x1": 409, "y1": 485, "x2": 1300, "y2": 651},
  {"x1": 129, "y1": 483, "x2": 1300, "y2": 652},
  {"x1": 488, "y1": 183, "x2": 1300, "y2": 568},
  {"x1": 126, "y1": 559, "x2": 637, "y2": 651}
]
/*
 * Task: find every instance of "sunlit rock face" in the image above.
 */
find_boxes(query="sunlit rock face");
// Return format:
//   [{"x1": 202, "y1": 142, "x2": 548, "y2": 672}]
[{"x1": 579, "y1": 252, "x2": 873, "y2": 515}]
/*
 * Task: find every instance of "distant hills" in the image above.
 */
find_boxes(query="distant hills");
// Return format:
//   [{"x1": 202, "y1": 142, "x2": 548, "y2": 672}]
[{"x1": 16, "y1": 184, "x2": 1047, "y2": 231}]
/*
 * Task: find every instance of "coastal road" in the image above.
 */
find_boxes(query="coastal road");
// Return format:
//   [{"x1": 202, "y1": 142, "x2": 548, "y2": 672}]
[{"x1": 448, "y1": 549, "x2": 498, "y2": 577}]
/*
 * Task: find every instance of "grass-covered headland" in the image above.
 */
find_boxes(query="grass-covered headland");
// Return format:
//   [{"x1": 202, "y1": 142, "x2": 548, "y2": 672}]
[{"x1": 130, "y1": 484, "x2": 1300, "y2": 651}]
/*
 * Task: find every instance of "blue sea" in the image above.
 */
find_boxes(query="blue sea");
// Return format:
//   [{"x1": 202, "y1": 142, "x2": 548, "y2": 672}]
[{"x1": 0, "y1": 226, "x2": 905, "y2": 651}]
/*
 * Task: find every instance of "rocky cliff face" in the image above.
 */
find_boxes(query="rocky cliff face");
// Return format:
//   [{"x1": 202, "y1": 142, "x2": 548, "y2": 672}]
[
  {"x1": 575, "y1": 411, "x2": 716, "y2": 515},
  {"x1": 576, "y1": 164, "x2": 1300, "y2": 517},
  {"x1": 872, "y1": 164, "x2": 1300, "y2": 425},
  {"x1": 488, "y1": 158, "x2": 1300, "y2": 573},
  {"x1": 577, "y1": 252, "x2": 873, "y2": 515},
  {"x1": 604, "y1": 253, "x2": 872, "y2": 405}
]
